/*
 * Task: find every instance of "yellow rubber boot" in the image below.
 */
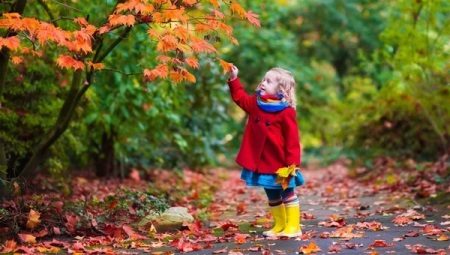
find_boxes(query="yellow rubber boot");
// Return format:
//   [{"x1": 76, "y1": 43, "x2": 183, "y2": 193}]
[
  {"x1": 280, "y1": 204, "x2": 302, "y2": 237},
  {"x1": 263, "y1": 204, "x2": 286, "y2": 237}
]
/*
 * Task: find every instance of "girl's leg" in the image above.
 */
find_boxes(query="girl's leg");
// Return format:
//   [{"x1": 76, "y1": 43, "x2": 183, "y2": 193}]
[
  {"x1": 280, "y1": 188, "x2": 299, "y2": 206},
  {"x1": 264, "y1": 188, "x2": 283, "y2": 206},
  {"x1": 280, "y1": 188, "x2": 302, "y2": 237},
  {"x1": 262, "y1": 188, "x2": 286, "y2": 237}
]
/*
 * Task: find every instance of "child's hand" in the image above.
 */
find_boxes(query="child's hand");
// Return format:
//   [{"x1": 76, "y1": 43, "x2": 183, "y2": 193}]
[{"x1": 229, "y1": 65, "x2": 239, "y2": 81}]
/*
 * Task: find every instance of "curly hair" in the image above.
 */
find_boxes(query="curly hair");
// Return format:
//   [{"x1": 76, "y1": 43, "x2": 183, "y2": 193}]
[{"x1": 258, "y1": 67, "x2": 297, "y2": 109}]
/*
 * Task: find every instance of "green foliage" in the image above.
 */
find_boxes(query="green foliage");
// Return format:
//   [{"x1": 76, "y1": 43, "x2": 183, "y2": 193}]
[
  {"x1": 338, "y1": 0, "x2": 450, "y2": 160},
  {"x1": 84, "y1": 24, "x2": 234, "y2": 170}
]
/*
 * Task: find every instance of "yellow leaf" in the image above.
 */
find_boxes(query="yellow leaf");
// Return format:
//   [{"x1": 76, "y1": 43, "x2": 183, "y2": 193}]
[
  {"x1": 37, "y1": 246, "x2": 61, "y2": 253},
  {"x1": 26, "y1": 209, "x2": 41, "y2": 229},
  {"x1": 437, "y1": 234, "x2": 449, "y2": 241},
  {"x1": 299, "y1": 242, "x2": 321, "y2": 254},
  {"x1": 276, "y1": 165, "x2": 296, "y2": 178}
]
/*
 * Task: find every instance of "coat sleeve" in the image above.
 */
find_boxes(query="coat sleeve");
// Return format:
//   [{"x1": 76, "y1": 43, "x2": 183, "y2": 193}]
[
  {"x1": 227, "y1": 77, "x2": 255, "y2": 114},
  {"x1": 282, "y1": 108, "x2": 302, "y2": 166}
]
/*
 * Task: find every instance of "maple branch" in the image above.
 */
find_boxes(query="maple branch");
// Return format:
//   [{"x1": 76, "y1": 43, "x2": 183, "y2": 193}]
[
  {"x1": 100, "y1": 68, "x2": 142, "y2": 76},
  {"x1": 95, "y1": 26, "x2": 132, "y2": 63},
  {"x1": 48, "y1": 0, "x2": 85, "y2": 14},
  {"x1": 37, "y1": 0, "x2": 57, "y2": 26}
]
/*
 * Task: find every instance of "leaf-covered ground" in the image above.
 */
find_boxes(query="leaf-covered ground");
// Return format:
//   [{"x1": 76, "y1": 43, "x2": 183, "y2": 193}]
[{"x1": 1, "y1": 160, "x2": 449, "y2": 254}]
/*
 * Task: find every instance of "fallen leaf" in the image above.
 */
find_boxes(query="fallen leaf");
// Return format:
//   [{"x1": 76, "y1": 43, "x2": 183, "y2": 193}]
[
  {"x1": 234, "y1": 233, "x2": 249, "y2": 244},
  {"x1": 26, "y1": 209, "x2": 41, "y2": 229},
  {"x1": 299, "y1": 241, "x2": 321, "y2": 254},
  {"x1": 328, "y1": 243, "x2": 342, "y2": 253},
  {"x1": 436, "y1": 234, "x2": 448, "y2": 241},
  {"x1": 129, "y1": 168, "x2": 141, "y2": 181},
  {"x1": 18, "y1": 233, "x2": 36, "y2": 244},
  {"x1": 212, "y1": 247, "x2": 227, "y2": 253},
  {"x1": 122, "y1": 224, "x2": 147, "y2": 240},
  {"x1": 369, "y1": 239, "x2": 393, "y2": 248},
  {"x1": 1, "y1": 240, "x2": 17, "y2": 252}
]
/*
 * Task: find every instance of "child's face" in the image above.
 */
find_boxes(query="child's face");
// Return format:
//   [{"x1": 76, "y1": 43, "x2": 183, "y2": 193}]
[{"x1": 258, "y1": 72, "x2": 279, "y2": 96}]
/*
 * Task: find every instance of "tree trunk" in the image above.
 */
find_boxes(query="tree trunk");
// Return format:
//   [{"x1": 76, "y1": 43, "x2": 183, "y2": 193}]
[
  {"x1": 0, "y1": 0, "x2": 28, "y2": 197},
  {"x1": 18, "y1": 70, "x2": 84, "y2": 179},
  {"x1": 95, "y1": 131, "x2": 116, "y2": 177}
]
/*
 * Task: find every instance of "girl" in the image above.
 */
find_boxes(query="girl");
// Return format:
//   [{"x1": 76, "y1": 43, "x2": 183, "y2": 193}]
[{"x1": 227, "y1": 65, "x2": 304, "y2": 238}]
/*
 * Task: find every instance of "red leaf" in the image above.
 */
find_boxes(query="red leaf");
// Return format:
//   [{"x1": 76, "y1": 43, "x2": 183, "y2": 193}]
[
  {"x1": 65, "y1": 214, "x2": 79, "y2": 234},
  {"x1": 245, "y1": 11, "x2": 260, "y2": 27},
  {"x1": 328, "y1": 244, "x2": 342, "y2": 253},
  {"x1": 129, "y1": 168, "x2": 141, "y2": 181},
  {"x1": 369, "y1": 239, "x2": 393, "y2": 248},
  {"x1": 122, "y1": 224, "x2": 146, "y2": 240}
]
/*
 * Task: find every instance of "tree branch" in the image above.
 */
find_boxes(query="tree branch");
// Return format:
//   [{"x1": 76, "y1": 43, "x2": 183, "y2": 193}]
[
  {"x1": 37, "y1": 0, "x2": 57, "y2": 26},
  {"x1": 94, "y1": 26, "x2": 132, "y2": 63}
]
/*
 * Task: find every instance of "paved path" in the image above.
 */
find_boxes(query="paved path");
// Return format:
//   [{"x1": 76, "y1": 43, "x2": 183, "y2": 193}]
[{"x1": 185, "y1": 164, "x2": 449, "y2": 254}]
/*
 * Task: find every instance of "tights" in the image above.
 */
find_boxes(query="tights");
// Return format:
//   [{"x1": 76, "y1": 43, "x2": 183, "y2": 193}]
[{"x1": 264, "y1": 187, "x2": 299, "y2": 207}]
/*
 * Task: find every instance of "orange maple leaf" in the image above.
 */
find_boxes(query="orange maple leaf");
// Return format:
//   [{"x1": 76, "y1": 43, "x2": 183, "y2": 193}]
[
  {"x1": 116, "y1": 1, "x2": 154, "y2": 14},
  {"x1": 2, "y1": 240, "x2": 17, "y2": 253},
  {"x1": 11, "y1": 56, "x2": 23, "y2": 65},
  {"x1": 108, "y1": 14, "x2": 136, "y2": 27},
  {"x1": 209, "y1": 0, "x2": 219, "y2": 8},
  {"x1": 57, "y1": 55, "x2": 85, "y2": 70},
  {"x1": 190, "y1": 37, "x2": 216, "y2": 53},
  {"x1": 156, "y1": 34, "x2": 179, "y2": 52},
  {"x1": 185, "y1": 57, "x2": 199, "y2": 69},
  {"x1": 74, "y1": 17, "x2": 89, "y2": 26},
  {"x1": 299, "y1": 242, "x2": 321, "y2": 254},
  {"x1": 183, "y1": 0, "x2": 197, "y2": 6},
  {"x1": 219, "y1": 59, "x2": 233, "y2": 74},
  {"x1": 230, "y1": 1, "x2": 246, "y2": 17},
  {"x1": 173, "y1": 26, "x2": 190, "y2": 42},
  {"x1": 0, "y1": 36, "x2": 20, "y2": 51},
  {"x1": 144, "y1": 64, "x2": 169, "y2": 81}
]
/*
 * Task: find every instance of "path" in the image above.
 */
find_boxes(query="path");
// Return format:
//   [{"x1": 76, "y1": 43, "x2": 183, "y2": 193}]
[{"x1": 185, "y1": 164, "x2": 449, "y2": 254}]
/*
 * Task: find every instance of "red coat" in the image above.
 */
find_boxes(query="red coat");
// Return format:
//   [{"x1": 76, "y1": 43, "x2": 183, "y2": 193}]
[{"x1": 228, "y1": 77, "x2": 302, "y2": 174}]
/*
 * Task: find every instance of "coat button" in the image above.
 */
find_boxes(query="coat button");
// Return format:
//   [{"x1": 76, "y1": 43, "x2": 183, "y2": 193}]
[{"x1": 265, "y1": 121, "x2": 271, "y2": 126}]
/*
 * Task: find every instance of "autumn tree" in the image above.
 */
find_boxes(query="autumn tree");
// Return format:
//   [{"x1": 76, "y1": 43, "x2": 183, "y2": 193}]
[{"x1": 0, "y1": 0, "x2": 259, "y2": 194}]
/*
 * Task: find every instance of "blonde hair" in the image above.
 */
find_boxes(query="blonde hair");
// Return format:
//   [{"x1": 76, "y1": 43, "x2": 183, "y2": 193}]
[{"x1": 261, "y1": 67, "x2": 297, "y2": 108}]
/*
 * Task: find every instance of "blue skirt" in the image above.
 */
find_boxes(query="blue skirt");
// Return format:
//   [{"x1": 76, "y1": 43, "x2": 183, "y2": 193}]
[{"x1": 240, "y1": 168, "x2": 305, "y2": 189}]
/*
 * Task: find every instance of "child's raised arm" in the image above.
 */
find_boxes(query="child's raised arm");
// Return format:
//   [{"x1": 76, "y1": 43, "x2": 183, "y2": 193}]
[{"x1": 227, "y1": 65, "x2": 255, "y2": 113}]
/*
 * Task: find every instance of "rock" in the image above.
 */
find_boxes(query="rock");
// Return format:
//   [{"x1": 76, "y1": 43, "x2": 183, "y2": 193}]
[{"x1": 138, "y1": 207, "x2": 194, "y2": 232}]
